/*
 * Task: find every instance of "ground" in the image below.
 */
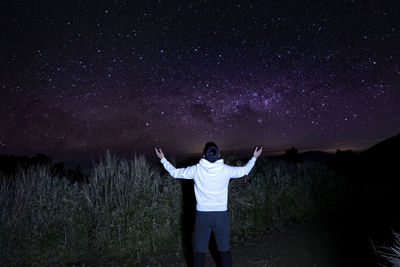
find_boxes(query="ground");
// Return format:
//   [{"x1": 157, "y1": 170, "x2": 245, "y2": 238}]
[{"x1": 144, "y1": 218, "x2": 353, "y2": 267}]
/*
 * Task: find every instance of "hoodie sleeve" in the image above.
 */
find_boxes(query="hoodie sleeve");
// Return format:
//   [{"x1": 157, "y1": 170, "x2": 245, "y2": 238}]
[
  {"x1": 160, "y1": 157, "x2": 196, "y2": 179},
  {"x1": 226, "y1": 156, "x2": 257, "y2": 178}
]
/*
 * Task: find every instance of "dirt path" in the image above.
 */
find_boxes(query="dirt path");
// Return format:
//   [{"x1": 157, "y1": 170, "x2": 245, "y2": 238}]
[
  {"x1": 147, "y1": 219, "x2": 350, "y2": 267},
  {"x1": 228, "y1": 222, "x2": 344, "y2": 267}
]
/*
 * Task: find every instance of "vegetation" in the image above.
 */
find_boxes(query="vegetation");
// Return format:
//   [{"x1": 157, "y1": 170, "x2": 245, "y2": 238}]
[
  {"x1": 377, "y1": 232, "x2": 400, "y2": 266},
  {"x1": 228, "y1": 156, "x2": 347, "y2": 241},
  {"x1": 0, "y1": 150, "x2": 349, "y2": 266}
]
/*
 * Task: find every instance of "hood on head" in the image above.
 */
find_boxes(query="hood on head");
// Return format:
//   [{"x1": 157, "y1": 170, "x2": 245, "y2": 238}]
[{"x1": 198, "y1": 158, "x2": 224, "y2": 175}]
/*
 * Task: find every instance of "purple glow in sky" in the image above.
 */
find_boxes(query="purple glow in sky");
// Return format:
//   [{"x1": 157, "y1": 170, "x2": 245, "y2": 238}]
[{"x1": 1, "y1": 0, "x2": 399, "y2": 164}]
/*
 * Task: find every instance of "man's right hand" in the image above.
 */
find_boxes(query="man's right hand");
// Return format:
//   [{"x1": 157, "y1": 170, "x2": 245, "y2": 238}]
[{"x1": 253, "y1": 146, "x2": 263, "y2": 158}]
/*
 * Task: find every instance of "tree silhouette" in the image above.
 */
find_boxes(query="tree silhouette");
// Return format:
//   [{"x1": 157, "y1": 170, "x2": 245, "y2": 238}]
[{"x1": 284, "y1": 147, "x2": 300, "y2": 163}]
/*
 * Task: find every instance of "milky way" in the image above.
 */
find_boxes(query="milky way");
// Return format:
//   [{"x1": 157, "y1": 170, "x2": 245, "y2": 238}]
[{"x1": 1, "y1": 0, "x2": 399, "y2": 163}]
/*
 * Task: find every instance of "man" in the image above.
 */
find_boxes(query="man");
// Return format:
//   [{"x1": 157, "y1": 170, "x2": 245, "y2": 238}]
[{"x1": 154, "y1": 142, "x2": 263, "y2": 267}]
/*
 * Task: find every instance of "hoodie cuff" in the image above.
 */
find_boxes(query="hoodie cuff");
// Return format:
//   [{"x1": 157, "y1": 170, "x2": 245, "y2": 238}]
[
  {"x1": 251, "y1": 156, "x2": 257, "y2": 161},
  {"x1": 160, "y1": 157, "x2": 167, "y2": 163}
]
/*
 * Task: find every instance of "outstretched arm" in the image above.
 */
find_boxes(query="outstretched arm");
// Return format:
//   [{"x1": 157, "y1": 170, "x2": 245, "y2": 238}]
[
  {"x1": 154, "y1": 147, "x2": 196, "y2": 179},
  {"x1": 228, "y1": 146, "x2": 263, "y2": 178}
]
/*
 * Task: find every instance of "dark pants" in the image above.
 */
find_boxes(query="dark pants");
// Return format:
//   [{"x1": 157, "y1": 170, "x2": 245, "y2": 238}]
[{"x1": 193, "y1": 210, "x2": 230, "y2": 253}]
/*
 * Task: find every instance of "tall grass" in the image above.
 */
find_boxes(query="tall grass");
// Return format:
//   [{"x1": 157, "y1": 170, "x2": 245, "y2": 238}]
[
  {"x1": 228, "y1": 156, "x2": 348, "y2": 242},
  {"x1": 0, "y1": 163, "x2": 85, "y2": 266},
  {"x1": 377, "y1": 232, "x2": 400, "y2": 266},
  {"x1": 0, "y1": 151, "x2": 348, "y2": 265}
]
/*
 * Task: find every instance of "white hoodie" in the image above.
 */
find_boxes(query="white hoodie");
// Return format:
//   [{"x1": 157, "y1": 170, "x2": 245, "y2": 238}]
[{"x1": 160, "y1": 156, "x2": 257, "y2": 211}]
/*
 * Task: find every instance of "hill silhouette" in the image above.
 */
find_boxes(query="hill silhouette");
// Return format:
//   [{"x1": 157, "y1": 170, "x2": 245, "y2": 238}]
[
  {"x1": 359, "y1": 133, "x2": 400, "y2": 166},
  {"x1": 0, "y1": 153, "x2": 53, "y2": 175},
  {"x1": 300, "y1": 151, "x2": 336, "y2": 161},
  {"x1": 333, "y1": 132, "x2": 400, "y2": 266},
  {"x1": 353, "y1": 132, "x2": 400, "y2": 186},
  {"x1": 0, "y1": 153, "x2": 86, "y2": 182}
]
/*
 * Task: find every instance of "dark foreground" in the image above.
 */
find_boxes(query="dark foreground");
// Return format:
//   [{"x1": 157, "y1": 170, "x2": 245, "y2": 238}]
[
  {"x1": 146, "y1": 218, "x2": 344, "y2": 267},
  {"x1": 144, "y1": 192, "x2": 399, "y2": 267}
]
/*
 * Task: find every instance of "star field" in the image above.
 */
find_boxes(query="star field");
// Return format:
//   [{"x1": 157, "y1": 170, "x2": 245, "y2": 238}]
[{"x1": 1, "y1": 0, "x2": 399, "y2": 163}]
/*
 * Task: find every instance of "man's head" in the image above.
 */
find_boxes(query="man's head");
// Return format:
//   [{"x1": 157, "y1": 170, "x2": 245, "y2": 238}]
[{"x1": 202, "y1": 142, "x2": 220, "y2": 163}]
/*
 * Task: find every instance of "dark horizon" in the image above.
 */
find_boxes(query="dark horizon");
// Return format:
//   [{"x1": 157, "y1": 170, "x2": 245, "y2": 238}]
[{"x1": 1, "y1": 134, "x2": 392, "y2": 171}]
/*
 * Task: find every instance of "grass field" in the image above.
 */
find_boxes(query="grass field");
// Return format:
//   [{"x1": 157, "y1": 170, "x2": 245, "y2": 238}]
[{"x1": 0, "y1": 150, "x2": 352, "y2": 266}]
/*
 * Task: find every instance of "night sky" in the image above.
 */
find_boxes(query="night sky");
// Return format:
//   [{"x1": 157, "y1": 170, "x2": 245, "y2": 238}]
[{"x1": 1, "y1": 0, "x2": 399, "y2": 165}]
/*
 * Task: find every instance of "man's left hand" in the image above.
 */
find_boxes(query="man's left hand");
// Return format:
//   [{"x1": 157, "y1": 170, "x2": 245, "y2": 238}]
[{"x1": 154, "y1": 147, "x2": 165, "y2": 159}]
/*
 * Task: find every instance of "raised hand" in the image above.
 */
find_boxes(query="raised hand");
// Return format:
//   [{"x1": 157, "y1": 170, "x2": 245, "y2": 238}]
[
  {"x1": 154, "y1": 147, "x2": 165, "y2": 159},
  {"x1": 253, "y1": 146, "x2": 263, "y2": 158}
]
